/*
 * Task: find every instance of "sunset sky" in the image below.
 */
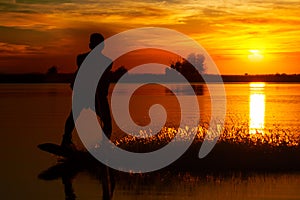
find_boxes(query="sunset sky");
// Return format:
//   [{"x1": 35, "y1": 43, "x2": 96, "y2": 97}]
[{"x1": 0, "y1": 0, "x2": 299, "y2": 74}]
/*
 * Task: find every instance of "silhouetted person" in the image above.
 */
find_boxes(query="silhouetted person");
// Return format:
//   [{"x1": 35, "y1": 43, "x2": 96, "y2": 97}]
[{"x1": 61, "y1": 33, "x2": 113, "y2": 148}]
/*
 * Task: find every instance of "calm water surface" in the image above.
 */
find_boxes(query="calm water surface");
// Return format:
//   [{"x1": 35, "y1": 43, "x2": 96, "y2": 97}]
[{"x1": 0, "y1": 83, "x2": 300, "y2": 199}]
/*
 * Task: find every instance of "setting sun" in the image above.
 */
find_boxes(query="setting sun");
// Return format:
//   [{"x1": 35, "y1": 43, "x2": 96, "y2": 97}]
[{"x1": 248, "y1": 50, "x2": 264, "y2": 62}]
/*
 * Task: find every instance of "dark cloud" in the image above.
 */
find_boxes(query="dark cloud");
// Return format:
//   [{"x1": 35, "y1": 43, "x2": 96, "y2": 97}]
[
  {"x1": 0, "y1": 26, "x2": 60, "y2": 45},
  {"x1": 229, "y1": 16, "x2": 300, "y2": 26},
  {"x1": 16, "y1": 0, "x2": 73, "y2": 4},
  {"x1": 0, "y1": 2, "x2": 37, "y2": 13},
  {"x1": 202, "y1": 7, "x2": 232, "y2": 17}
]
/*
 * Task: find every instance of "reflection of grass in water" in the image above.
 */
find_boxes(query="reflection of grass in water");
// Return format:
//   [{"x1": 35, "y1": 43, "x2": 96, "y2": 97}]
[{"x1": 116, "y1": 170, "x2": 300, "y2": 200}]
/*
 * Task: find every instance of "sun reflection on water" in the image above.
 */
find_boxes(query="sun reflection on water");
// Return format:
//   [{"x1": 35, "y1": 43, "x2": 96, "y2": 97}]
[{"x1": 249, "y1": 82, "x2": 265, "y2": 134}]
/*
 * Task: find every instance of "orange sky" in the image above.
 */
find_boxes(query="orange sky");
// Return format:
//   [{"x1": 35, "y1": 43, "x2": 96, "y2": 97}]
[{"x1": 0, "y1": 0, "x2": 300, "y2": 74}]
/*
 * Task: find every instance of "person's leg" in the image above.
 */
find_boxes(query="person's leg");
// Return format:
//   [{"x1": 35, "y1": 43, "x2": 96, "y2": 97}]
[
  {"x1": 97, "y1": 97, "x2": 112, "y2": 139},
  {"x1": 61, "y1": 111, "x2": 75, "y2": 146}
]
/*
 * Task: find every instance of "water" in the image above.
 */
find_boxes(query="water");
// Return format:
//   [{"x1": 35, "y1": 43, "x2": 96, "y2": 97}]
[{"x1": 1, "y1": 83, "x2": 300, "y2": 199}]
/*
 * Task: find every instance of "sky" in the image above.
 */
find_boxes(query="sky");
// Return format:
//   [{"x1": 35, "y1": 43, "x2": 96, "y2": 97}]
[{"x1": 0, "y1": 0, "x2": 299, "y2": 75}]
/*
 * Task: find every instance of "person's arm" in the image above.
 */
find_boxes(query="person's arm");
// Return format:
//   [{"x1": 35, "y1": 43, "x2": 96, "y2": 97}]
[{"x1": 70, "y1": 53, "x2": 88, "y2": 89}]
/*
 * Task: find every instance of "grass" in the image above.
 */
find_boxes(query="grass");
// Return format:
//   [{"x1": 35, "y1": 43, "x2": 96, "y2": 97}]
[{"x1": 114, "y1": 123, "x2": 300, "y2": 171}]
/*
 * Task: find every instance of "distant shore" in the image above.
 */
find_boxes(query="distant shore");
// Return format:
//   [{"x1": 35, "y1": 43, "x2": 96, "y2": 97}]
[{"x1": 0, "y1": 73, "x2": 299, "y2": 83}]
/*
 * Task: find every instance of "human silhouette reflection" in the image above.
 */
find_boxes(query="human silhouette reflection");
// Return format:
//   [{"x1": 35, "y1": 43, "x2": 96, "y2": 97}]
[
  {"x1": 62, "y1": 175, "x2": 76, "y2": 200},
  {"x1": 61, "y1": 33, "x2": 113, "y2": 149},
  {"x1": 38, "y1": 158, "x2": 115, "y2": 200}
]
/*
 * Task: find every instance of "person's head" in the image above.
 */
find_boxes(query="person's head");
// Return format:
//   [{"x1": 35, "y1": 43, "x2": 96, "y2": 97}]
[{"x1": 89, "y1": 33, "x2": 104, "y2": 50}]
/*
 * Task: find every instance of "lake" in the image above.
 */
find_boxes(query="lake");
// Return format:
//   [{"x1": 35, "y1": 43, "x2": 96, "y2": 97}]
[{"x1": 1, "y1": 83, "x2": 300, "y2": 199}]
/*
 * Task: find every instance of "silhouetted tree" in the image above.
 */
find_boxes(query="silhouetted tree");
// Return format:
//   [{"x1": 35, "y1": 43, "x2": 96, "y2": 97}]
[
  {"x1": 186, "y1": 53, "x2": 205, "y2": 73},
  {"x1": 47, "y1": 65, "x2": 58, "y2": 75},
  {"x1": 167, "y1": 53, "x2": 205, "y2": 82},
  {"x1": 111, "y1": 66, "x2": 128, "y2": 82}
]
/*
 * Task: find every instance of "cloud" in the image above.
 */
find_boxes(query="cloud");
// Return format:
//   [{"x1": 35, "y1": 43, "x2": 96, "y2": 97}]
[{"x1": 0, "y1": 42, "x2": 41, "y2": 55}]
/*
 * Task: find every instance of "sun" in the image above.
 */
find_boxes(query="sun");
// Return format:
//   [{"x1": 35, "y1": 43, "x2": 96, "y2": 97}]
[{"x1": 248, "y1": 49, "x2": 264, "y2": 62}]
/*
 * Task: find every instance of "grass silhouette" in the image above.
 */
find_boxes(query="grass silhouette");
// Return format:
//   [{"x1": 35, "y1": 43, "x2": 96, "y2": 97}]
[{"x1": 115, "y1": 122, "x2": 300, "y2": 171}]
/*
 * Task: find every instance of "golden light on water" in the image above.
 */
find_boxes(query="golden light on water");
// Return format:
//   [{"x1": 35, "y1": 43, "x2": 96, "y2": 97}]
[
  {"x1": 249, "y1": 82, "x2": 265, "y2": 88},
  {"x1": 249, "y1": 83, "x2": 266, "y2": 134}
]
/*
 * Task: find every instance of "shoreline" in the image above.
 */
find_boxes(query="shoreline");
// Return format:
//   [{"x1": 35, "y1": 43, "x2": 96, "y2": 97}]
[{"x1": 1, "y1": 73, "x2": 300, "y2": 83}]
